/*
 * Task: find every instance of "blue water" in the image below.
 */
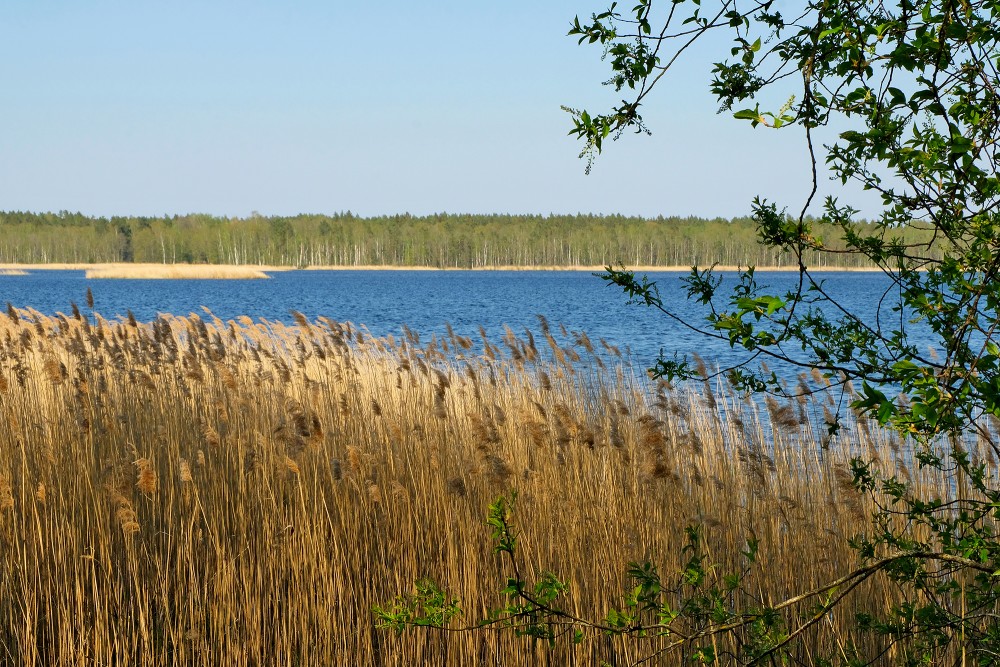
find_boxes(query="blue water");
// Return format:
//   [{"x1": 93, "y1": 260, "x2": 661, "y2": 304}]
[{"x1": 0, "y1": 269, "x2": 921, "y2": 373}]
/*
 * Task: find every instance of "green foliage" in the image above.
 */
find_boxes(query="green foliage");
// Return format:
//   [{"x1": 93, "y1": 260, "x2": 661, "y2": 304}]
[
  {"x1": 377, "y1": 494, "x2": 756, "y2": 657},
  {"x1": 373, "y1": 579, "x2": 462, "y2": 637},
  {"x1": 0, "y1": 210, "x2": 938, "y2": 268},
  {"x1": 377, "y1": 484, "x2": 998, "y2": 662},
  {"x1": 571, "y1": 0, "x2": 1000, "y2": 453},
  {"x1": 378, "y1": 0, "x2": 1000, "y2": 663},
  {"x1": 382, "y1": 493, "x2": 977, "y2": 663},
  {"x1": 846, "y1": 456, "x2": 1000, "y2": 663},
  {"x1": 580, "y1": 0, "x2": 1000, "y2": 662}
]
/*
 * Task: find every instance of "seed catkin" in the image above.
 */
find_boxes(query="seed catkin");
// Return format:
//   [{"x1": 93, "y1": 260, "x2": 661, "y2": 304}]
[
  {"x1": 135, "y1": 458, "x2": 157, "y2": 495},
  {"x1": 0, "y1": 474, "x2": 13, "y2": 512}
]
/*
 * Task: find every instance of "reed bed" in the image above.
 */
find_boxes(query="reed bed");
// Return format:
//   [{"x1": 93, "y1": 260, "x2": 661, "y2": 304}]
[
  {"x1": 0, "y1": 305, "x2": 992, "y2": 665},
  {"x1": 83, "y1": 264, "x2": 272, "y2": 279}
]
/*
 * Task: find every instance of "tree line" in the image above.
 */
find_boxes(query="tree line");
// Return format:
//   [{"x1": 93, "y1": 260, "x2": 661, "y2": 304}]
[{"x1": 0, "y1": 210, "x2": 939, "y2": 268}]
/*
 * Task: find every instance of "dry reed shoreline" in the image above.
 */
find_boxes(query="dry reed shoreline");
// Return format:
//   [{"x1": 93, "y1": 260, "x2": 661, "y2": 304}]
[
  {"x1": 84, "y1": 264, "x2": 272, "y2": 280},
  {"x1": 0, "y1": 305, "x2": 989, "y2": 665},
  {"x1": 0, "y1": 261, "x2": 884, "y2": 275}
]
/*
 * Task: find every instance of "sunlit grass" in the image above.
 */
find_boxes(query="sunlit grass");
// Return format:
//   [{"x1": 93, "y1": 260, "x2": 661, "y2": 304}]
[{"x1": 0, "y1": 305, "x2": 989, "y2": 665}]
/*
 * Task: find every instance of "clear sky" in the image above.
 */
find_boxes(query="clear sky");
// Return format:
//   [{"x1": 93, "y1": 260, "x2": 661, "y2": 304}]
[{"x1": 0, "y1": 1, "x2": 880, "y2": 219}]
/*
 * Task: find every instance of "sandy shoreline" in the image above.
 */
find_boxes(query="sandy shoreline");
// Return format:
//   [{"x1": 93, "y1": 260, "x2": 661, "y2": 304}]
[
  {"x1": 0, "y1": 262, "x2": 293, "y2": 272},
  {"x1": 0, "y1": 262, "x2": 883, "y2": 274},
  {"x1": 304, "y1": 264, "x2": 882, "y2": 272}
]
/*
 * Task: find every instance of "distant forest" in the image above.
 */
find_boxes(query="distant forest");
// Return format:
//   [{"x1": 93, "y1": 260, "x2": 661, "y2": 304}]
[{"x1": 0, "y1": 210, "x2": 940, "y2": 268}]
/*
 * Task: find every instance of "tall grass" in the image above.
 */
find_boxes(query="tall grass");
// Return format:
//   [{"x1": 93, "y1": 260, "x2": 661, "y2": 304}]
[{"x1": 0, "y1": 305, "x2": 991, "y2": 665}]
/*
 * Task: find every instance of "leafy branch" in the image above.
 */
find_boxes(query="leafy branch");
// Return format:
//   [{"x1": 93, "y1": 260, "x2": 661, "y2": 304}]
[{"x1": 376, "y1": 489, "x2": 999, "y2": 665}]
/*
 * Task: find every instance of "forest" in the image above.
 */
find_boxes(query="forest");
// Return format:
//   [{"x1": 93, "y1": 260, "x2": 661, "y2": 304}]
[{"x1": 0, "y1": 210, "x2": 939, "y2": 268}]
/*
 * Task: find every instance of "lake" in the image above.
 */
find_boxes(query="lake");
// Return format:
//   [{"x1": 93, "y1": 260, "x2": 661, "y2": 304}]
[{"x1": 0, "y1": 269, "x2": 915, "y2": 375}]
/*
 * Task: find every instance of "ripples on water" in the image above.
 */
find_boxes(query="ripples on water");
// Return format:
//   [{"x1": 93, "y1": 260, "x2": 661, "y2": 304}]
[{"x1": 0, "y1": 269, "x2": 923, "y2": 377}]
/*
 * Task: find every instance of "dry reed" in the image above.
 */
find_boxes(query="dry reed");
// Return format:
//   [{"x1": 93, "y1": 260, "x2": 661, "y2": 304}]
[
  {"x1": 0, "y1": 304, "x2": 988, "y2": 665},
  {"x1": 84, "y1": 264, "x2": 271, "y2": 279}
]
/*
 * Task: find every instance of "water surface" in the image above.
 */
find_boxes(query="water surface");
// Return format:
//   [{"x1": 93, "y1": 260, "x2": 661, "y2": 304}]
[{"x1": 0, "y1": 269, "x2": 917, "y2": 375}]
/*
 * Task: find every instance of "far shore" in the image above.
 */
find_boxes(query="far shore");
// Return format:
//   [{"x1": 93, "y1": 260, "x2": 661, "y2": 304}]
[
  {"x1": 0, "y1": 262, "x2": 293, "y2": 273},
  {"x1": 0, "y1": 262, "x2": 884, "y2": 274}
]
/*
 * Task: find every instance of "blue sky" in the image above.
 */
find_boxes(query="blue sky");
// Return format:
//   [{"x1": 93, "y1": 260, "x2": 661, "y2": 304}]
[{"x1": 0, "y1": 1, "x2": 880, "y2": 219}]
